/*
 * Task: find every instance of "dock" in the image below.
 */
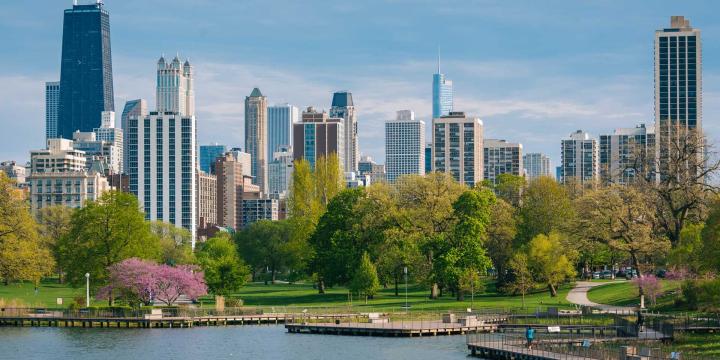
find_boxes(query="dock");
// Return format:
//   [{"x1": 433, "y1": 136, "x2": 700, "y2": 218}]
[
  {"x1": 286, "y1": 320, "x2": 498, "y2": 337},
  {"x1": 468, "y1": 340, "x2": 586, "y2": 360}
]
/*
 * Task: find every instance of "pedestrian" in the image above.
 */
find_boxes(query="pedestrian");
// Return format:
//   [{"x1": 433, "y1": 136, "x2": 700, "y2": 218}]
[
  {"x1": 636, "y1": 310, "x2": 645, "y2": 334},
  {"x1": 526, "y1": 326, "x2": 535, "y2": 349}
]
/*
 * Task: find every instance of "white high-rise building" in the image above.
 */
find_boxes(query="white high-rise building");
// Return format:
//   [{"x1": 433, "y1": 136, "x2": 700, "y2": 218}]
[
  {"x1": 268, "y1": 146, "x2": 293, "y2": 196},
  {"x1": 560, "y1": 130, "x2": 599, "y2": 186},
  {"x1": 156, "y1": 56, "x2": 194, "y2": 117},
  {"x1": 385, "y1": 110, "x2": 425, "y2": 183},
  {"x1": 432, "y1": 112, "x2": 484, "y2": 186},
  {"x1": 95, "y1": 111, "x2": 123, "y2": 173},
  {"x1": 483, "y1": 139, "x2": 523, "y2": 184},
  {"x1": 121, "y1": 99, "x2": 148, "y2": 172},
  {"x1": 245, "y1": 88, "x2": 268, "y2": 194},
  {"x1": 523, "y1": 153, "x2": 552, "y2": 180},
  {"x1": 599, "y1": 124, "x2": 655, "y2": 185},
  {"x1": 655, "y1": 16, "x2": 702, "y2": 180},
  {"x1": 127, "y1": 112, "x2": 197, "y2": 247},
  {"x1": 267, "y1": 104, "x2": 298, "y2": 159},
  {"x1": 330, "y1": 91, "x2": 358, "y2": 173},
  {"x1": 46, "y1": 81, "x2": 60, "y2": 141}
]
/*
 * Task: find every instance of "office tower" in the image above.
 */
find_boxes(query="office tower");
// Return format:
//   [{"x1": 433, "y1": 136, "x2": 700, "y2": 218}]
[
  {"x1": 121, "y1": 99, "x2": 148, "y2": 171},
  {"x1": 432, "y1": 112, "x2": 483, "y2": 186},
  {"x1": 215, "y1": 152, "x2": 258, "y2": 230},
  {"x1": 45, "y1": 81, "x2": 60, "y2": 141},
  {"x1": 241, "y1": 195, "x2": 279, "y2": 228},
  {"x1": 268, "y1": 104, "x2": 298, "y2": 158},
  {"x1": 245, "y1": 88, "x2": 268, "y2": 193},
  {"x1": 655, "y1": 16, "x2": 702, "y2": 180},
  {"x1": 560, "y1": 130, "x2": 599, "y2": 186},
  {"x1": 227, "y1": 148, "x2": 253, "y2": 177},
  {"x1": 1, "y1": 161, "x2": 27, "y2": 185},
  {"x1": 385, "y1": 110, "x2": 425, "y2": 182},
  {"x1": 72, "y1": 131, "x2": 121, "y2": 175},
  {"x1": 268, "y1": 146, "x2": 293, "y2": 196},
  {"x1": 199, "y1": 144, "x2": 227, "y2": 174},
  {"x1": 293, "y1": 107, "x2": 344, "y2": 169},
  {"x1": 58, "y1": 1, "x2": 114, "y2": 140},
  {"x1": 523, "y1": 153, "x2": 552, "y2": 180},
  {"x1": 599, "y1": 124, "x2": 655, "y2": 185},
  {"x1": 127, "y1": 112, "x2": 197, "y2": 247},
  {"x1": 94, "y1": 111, "x2": 123, "y2": 173},
  {"x1": 156, "y1": 56, "x2": 194, "y2": 116},
  {"x1": 330, "y1": 91, "x2": 358, "y2": 172},
  {"x1": 432, "y1": 53, "x2": 453, "y2": 119},
  {"x1": 197, "y1": 170, "x2": 217, "y2": 230},
  {"x1": 358, "y1": 156, "x2": 386, "y2": 183},
  {"x1": 483, "y1": 139, "x2": 523, "y2": 184},
  {"x1": 425, "y1": 144, "x2": 432, "y2": 174},
  {"x1": 27, "y1": 139, "x2": 109, "y2": 213}
]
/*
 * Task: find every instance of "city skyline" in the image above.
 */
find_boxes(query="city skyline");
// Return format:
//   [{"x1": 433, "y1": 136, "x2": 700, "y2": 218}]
[{"x1": 1, "y1": 1, "x2": 719, "y2": 167}]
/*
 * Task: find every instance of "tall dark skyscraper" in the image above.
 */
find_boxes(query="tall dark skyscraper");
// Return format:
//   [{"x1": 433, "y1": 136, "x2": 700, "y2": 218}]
[{"x1": 58, "y1": 1, "x2": 114, "y2": 140}]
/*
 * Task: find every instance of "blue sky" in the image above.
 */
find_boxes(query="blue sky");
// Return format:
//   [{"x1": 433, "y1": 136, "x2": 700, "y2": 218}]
[{"x1": 1, "y1": 0, "x2": 718, "y2": 167}]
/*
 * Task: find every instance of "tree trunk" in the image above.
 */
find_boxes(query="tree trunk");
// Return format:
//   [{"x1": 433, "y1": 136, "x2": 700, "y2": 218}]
[
  {"x1": 271, "y1": 267, "x2": 276, "y2": 284},
  {"x1": 521, "y1": 292, "x2": 526, "y2": 309},
  {"x1": 630, "y1": 252, "x2": 644, "y2": 296},
  {"x1": 394, "y1": 274, "x2": 399, "y2": 297},
  {"x1": 430, "y1": 283, "x2": 439, "y2": 299},
  {"x1": 318, "y1": 279, "x2": 325, "y2": 294},
  {"x1": 548, "y1": 283, "x2": 557, "y2": 297},
  {"x1": 456, "y1": 287, "x2": 465, "y2": 301}
]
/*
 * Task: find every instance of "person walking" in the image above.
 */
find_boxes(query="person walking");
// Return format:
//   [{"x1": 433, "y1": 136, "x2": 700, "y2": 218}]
[
  {"x1": 636, "y1": 309, "x2": 645, "y2": 334},
  {"x1": 525, "y1": 326, "x2": 535, "y2": 349}
]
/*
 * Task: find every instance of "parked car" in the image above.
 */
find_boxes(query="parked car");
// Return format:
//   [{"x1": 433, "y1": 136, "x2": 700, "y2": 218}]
[
  {"x1": 592, "y1": 271, "x2": 601, "y2": 279},
  {"x1": 615, "y1": 269, "x2": 626, "y2": 278},
  {"x1": 601, "y1": 270, "x2": 614, "y2": 279},
  {"x1": 656, "y1": 269, "x2": 667, "y2": 278}
]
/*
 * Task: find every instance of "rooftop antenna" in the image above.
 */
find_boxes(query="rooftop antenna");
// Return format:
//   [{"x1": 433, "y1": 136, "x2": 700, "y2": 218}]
[
  {"x1": 437, "y1": 46, "x2": 441, "y2": 74},
  {"x1": 73, "y1": 0, "x2": 78, "y2": 5}
]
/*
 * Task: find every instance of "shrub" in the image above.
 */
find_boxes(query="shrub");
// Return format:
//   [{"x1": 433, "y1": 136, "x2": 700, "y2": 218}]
[
  {"x1": 681, "y1": 278, "x2": 720, "y2": 311},
  {"x1": 632, "y1": 275, "x2": 662, "y2": 305},
  {"x1": 225, "y1": 297, "x2": 243, "y2": 307}
]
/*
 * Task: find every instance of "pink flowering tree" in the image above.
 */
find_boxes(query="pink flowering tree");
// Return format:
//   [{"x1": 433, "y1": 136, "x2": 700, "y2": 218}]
[
  {"x1": 97, "y1": 258, "x2": 207, "y2": 307},
  {"x1": 632, "y1": 275, "x2": 662, "y2": 306}
]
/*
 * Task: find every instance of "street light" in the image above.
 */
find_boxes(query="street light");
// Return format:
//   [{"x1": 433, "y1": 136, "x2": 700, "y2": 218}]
[
  {"x1": 403, "y1": 266, "x2": 408, "y2": 311},
  {"x1": 85, "y1": 273, "x2": 90, "y2": 307}
]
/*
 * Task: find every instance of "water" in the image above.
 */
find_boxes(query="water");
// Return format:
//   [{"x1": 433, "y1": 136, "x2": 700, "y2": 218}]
[{"x1": 0, "y1": 326, "x2": 472, "y2": 359}]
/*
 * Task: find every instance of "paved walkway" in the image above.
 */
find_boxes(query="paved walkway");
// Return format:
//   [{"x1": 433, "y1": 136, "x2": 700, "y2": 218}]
[{"x1": 566, "y1": 281, "x2": 635, "y2": 313}]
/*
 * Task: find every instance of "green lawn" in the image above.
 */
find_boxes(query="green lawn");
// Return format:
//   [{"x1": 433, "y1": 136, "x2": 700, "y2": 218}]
[
  {"x1": 0, "y1": 278, "x2": 574, "y2": 312},
  {"x1": 586, "y1": 280, "x2": 681, "y2": 308},
  {"x1": 669, "y1": 333, "x2": 720, "y2": 358}
]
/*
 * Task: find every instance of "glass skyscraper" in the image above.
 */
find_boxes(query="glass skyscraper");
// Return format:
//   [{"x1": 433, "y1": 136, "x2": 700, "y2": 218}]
[
  {"x1": 45, "y1": 81, "x2": 60, "y2": 141},
  {"x1": 267, "y1": 104, "x2": 298, "y2": 158},
  {"x1": 58, "y1": 2, "x2": 114, "y2": 140},
  {"x1": 432, "y1": 55, "x2": 453, "y2": 119},
  {"x1": 200, "y1": 144, "x2": 227, "y2": 174}
]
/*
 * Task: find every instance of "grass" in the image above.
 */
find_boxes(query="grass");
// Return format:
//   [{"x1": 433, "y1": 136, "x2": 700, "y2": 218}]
[
  {"x1": 670, "y1": 333, "x2": 720, "y2": 357},
  {"x1": 0, "y1": 278, "x2": 574, "y2": 311},
  {"x1": 586, "y1": 280, "x2": 682, "y2": 308}
]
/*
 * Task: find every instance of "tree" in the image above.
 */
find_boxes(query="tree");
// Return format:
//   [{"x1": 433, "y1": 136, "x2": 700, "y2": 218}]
[
  {"x1": 701, "y1": 199, "x2": 720, "y2": 273},
  {"x1": 518, "y1": 177, "x2": 574, "y2": 244},
  {"x1": 0, "y1": 173, "x2": 37, "y2": 247},
  {"x1": 487, "y1": 199, "x2": 517, "y2": 287},
  {"x1": 235, "y1": 220, "x2": 296, "y2": 283},
  {"x1": 314, "y1": 153, "x2": 344, "y2": 207},
  {"x1": 151, "y1": 222, "x2": 195, "y2": 266},
  {"x1": 36, "y1": 205, "x2": 74, "y2": 281},
  {"x1": 458, "y1": 268, "x2": 484, "y2": 307},
  {"x1": 197, "y1": 234, "x2": 250, "y2": 295},
  {"x1": 504, "y1": 253, "x2": 534, "y2": 308},
  {"x1": 632, "y1": 275, "x2": 661, "y2": 306},
  {"x1": 57, "y1": 191, "x2": 161, "y2": 292},
  {"x1": 527, "y1": 232, "x2": 576, "y2": 297},
  {"x1": 435, "y1": 187, "x2": 495, "y2": 300},
  {"x1": 493, "y1": 174, "x2": 525, "y2": 207},
  {"x1": 573, "y1": 186, "x2": 670, "y2": 277},
  {"x1": 153, "y1": 264, "x2": 207, "y2": 306},
  {"x1": 349, "y1": 253, "x2": 380, "y2": 304},
  {"x1": 668, "y1": 223, "x2": 704, "y2": 275},
  {"x1": 375, "y1": 229, "x2": 424, "y2": 296}
]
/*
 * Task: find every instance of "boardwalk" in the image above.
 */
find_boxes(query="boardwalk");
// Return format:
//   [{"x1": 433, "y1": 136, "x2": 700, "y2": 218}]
[
  {"x1": 286, "y1": 320, "x2": 499, "y2": 337},
  {"x1": 468, "y1": 340, "x2": 586, "y2": 360}
]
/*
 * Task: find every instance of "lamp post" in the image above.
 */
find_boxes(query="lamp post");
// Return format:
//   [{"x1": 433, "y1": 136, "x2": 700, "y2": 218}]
[
  {"x1": 403, "y1": 266, "x2": 408, "y2": 311},
  {"x1": 85, "y1": 273, "x2": 90, "y2": 307}
]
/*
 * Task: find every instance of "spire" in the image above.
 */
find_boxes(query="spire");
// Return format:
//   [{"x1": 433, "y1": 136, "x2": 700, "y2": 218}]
[
  {"x1": 250, "y1": 88, "x2": 263, "y2": 97},
  {"x1": 437, "y1": 46, "x2": 441, "y2": 74}
]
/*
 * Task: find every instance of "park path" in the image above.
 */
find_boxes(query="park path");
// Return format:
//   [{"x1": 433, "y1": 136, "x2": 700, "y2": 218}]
[{"x1": 566, "y1": 281, "x2": 635, "y2": 313}]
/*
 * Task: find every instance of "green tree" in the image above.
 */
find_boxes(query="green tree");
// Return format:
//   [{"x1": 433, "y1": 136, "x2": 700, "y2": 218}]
[
  {"x1": 0, "y1": 173, "x2": 37, "y2": 247},
  {"x1": 701, "y1": 199, "x2": 720, "y2": 273},
  {"x1": 35, "y1": 205, "x2": 73, "y2": 282},
  {"x1": 314, "y1": 153, "x2": 344, "y2": 207},
  {"x1": 197, "y1": 234, "x2": 250, "y2": 295},
  {"x1": 58, "y1": 191, "x2": 160, "y2": 293},
  {"x1": 349, "y1": 252, "x2": 380, "y2": 304},
  {"x1": 504, "y1": 253, "x2": 534, "y2": 308},
  {"x1": 527, "y1": 232, "x2": 576, "y2": 297},
  {"x1": 487, "y1": 198, "x2": 517, "y2": 287},
  {"x1": 435, "y1": 187, "x2": 495, "y2": 300},
  {"x1": 235, "y1": 219, "x2": 296, "y2": 283},
  {"x1": 518, "y1": 177, "x2": 574, "y2": 244},
  {"x1": 150, "y1": 221, "x2": 195, "y2": 266},
  {"x1": 375, "y1": 229, "x2": 424, "y2": 296},
  {"x1": 458, "y1": 268, "x2": 484, "y2": 307},
  {"x1": 493, "y1": 173, "x2": 525, "y2": 207}
]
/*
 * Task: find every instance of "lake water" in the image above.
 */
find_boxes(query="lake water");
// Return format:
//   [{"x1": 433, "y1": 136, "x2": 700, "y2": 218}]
[{"x1": 0, "y1": 325, "x2": 472, "y2": 359}]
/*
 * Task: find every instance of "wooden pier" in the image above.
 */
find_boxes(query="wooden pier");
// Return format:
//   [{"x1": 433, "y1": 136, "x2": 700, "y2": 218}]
[
  {"x1": 468, "y1": 340, "x2": 586, "y2": 360},
  {"x1": 286, "y1": 320, "x2": 499, "y2": 337}
]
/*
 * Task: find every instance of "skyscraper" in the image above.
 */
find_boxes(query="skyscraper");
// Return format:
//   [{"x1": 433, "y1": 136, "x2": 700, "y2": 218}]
[
  {"x1": 45, "y1": 81, "x2": 60, "y2": 141},
  {"x1": 58, "y1": 1, "x2": 114, "y2": 140},
  {"x1": 560, "y1": 130, "x2": 599, "y2": 186},
  {"x1": 385, "y1": 110, "x2": 425, "y2": 183},
  {"x1": 330, "y1": 91, "x2": 358, "y2": 172},
  {"x1": 267, "y1": 104, "x2": 298, "y2": 158},
  {"x1": 483, "y1": 139, "x2": 523, "y2": 184},
  {"x1": 599, "y1": 124, "x2": 655, "y2": 185},
  {"x1": 215, "y1": 152, "x2": 258, "y2": 231},
  {"x1": 293, "y1": 107, "x2": 344, "y2": 169},
  {"x1": 425, "y1": 144, "x2": 432, "y2": 174},
  {"x1": 156, "y1": 56, "x2": 194, "y2": 116},
  {"x1": 268, "y1": 146, "x2": 293, "y2": 196},
  {"x1": 523, "y1": 153, "x2": 552, "y2": 180},
  {"x1": 120, "y1": 99, "x2": 147, "y2": 172},
  {"x1": 432, "y1": 53, "x2": 453, "y2": 119},
  {"x1": 655, "y1": 16, "x2": 702, "y2": 180},
  {"x1": 432, "y1": 112, "x2": 483, "y2": 186},
  {"x1": 245, "y1": 88, "x2": 268, "y2": 193},
  {"x1": 199, "y1": 144, "x2": 227, "y2": 174}
]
